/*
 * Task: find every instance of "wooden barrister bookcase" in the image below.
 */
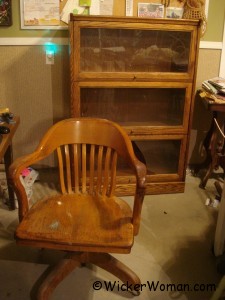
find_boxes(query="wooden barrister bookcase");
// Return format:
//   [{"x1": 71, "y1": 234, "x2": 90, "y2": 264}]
[{"x1": 69, "y1": 15, "x2": 201, "y2": 196}]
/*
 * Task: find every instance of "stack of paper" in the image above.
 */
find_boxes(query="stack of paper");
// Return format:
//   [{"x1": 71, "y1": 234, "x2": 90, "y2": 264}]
[
  {"x1": 61, "y1": 0, "x2": 86, "y2": 24},
  {"x1": 61, "y1": 0, "x2": 114, "y2": 24},
  {"x1": 201, "y1": 77, "x2": 225, "y2": 102},
  {"x1": 208, "y1": 77, "x2": 225, "y2": 95}
]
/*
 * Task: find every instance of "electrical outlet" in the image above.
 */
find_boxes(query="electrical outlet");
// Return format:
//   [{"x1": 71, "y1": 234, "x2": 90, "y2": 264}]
[{"x1": 46, "y1": 51, "x2": 54, "y2": 65}]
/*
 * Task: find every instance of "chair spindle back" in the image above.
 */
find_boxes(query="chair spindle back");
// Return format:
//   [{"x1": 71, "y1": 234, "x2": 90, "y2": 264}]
[{"x1": 57, "y1": 143, "x2": 118, "y2": 197}]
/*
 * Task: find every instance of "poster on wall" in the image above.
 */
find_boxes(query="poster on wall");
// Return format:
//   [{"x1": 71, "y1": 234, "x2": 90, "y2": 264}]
[
  {"x1": 20, "y1": 0, "x2": 74, "y2": 29},
  {"x1": 23, "y1": 0, "x2": 60, "y2": 26},
  {"x1": 0, "y1": 0, "x2": 12, "y2": 26},
  {"x1": 20, "y1": 0, "x2": 61, "y2": 29},
  {"x1": 20, "y1": 0, "x2": 114, "y2": 30}
]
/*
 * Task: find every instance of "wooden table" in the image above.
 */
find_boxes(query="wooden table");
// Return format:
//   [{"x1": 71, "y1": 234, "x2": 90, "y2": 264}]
[
  {"x1": 0, "y1": 116, "x2": 20, "y2": 210},
  {"x1": 195, "y1": 96, "x2": 225, "y2": 189},
  {"x1": 193, "y1": 97, "x2": 225, "y2": 256},
  {"x1": 196, "y1": 96, "x2": 225, "y2": 256}
]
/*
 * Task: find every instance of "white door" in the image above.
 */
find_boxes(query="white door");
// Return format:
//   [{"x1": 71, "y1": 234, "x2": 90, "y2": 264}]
[
  {"x1": 219, "y1": 18, "x2": 225, "y2": 77},
  {"x1": 214, "y1": 6, "x2": 225, "y2": 256}
]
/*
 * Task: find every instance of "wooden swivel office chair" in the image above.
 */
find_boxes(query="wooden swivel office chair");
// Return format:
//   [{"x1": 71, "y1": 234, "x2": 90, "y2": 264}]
[{"x1": 9, "y1": 118, "x2": 146, "y2": 299}]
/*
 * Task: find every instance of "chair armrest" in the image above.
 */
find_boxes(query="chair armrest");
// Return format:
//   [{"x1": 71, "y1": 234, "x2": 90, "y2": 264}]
[
  {"x1": 9, "y1": 152, "x2": 40, "y2": 221},
  {"x1": 132, "y1": 159, "x2": 147, "y2": 236}
]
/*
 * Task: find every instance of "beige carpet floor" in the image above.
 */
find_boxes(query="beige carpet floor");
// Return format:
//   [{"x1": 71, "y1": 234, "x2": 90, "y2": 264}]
[{"x1": 0, "y1": 168, "x2": 224, "y2": 300}]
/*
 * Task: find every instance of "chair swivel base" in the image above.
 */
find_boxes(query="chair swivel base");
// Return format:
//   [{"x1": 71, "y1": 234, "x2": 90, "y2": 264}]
[{"x1": 35, "y1": 252, "x2": 141, "y2": 300}]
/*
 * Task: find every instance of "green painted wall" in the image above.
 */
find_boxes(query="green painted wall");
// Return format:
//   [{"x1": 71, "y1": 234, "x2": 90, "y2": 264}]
[
  {"x1": 0, "y1": 0, "x2": 224, "y2": 41},
  {"x1": 202, "y1": 0, "x2": 225, "y2": 41}
]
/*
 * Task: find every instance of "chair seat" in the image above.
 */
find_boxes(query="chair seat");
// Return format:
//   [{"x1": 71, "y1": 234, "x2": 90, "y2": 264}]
[{"x1": 15, "y1": 193, "x2": 134, "y2": 253}]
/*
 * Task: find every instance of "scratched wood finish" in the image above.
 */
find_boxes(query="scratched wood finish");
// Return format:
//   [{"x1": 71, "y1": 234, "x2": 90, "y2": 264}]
[
  {"x1": 16, "y1": 193, "x2": 134, "y2": 250},
  {"x1": 9, "y1": 118, "x2": 146, "y2": 243}
]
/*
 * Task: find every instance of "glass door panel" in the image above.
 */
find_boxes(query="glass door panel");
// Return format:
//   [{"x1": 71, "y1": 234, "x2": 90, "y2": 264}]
[
  {"x1": 80, "y1": 28, "x2": 191, "y2": 73},
  {"x1": 117, "y1": 139, "x2": 181, "y2": 176},
  {"x1": 133, "y1": 140, "x2": 180, "y2": 174},
  {"x1": 80, "y1": 87, "x2": 185, "y2": 126}
]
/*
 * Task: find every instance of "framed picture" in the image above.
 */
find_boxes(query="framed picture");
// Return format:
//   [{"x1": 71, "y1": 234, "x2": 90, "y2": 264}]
[
  {"x1": 20, "y1": 0, "x2": 101, "y2": 30},
  {"x1": 20, "y1": 0, "x2": 67, "y2": 30},
  {"x1": 138, "y1": 3, "x2": 164, "y2": 18},
  {"x1": 166, "y1": 7, "x2": 184, "y2": 19},
  {"x1": 0, "y1": 0, "x2": 12, "y2": 26}
]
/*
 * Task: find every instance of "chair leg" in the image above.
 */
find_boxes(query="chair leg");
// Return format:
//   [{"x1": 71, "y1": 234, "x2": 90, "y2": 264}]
[
  {"x1": 36, "y1": 252, "x2": 82, "y2": 300},
  {"x1": 210, "y1": 275, "x2": 225, "y2": 300},
  {"x1": 89, "y1": 252, "x2": 141, "y2": 293}
]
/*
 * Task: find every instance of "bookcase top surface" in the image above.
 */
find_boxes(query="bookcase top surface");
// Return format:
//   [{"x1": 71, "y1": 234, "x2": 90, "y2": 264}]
[{"x1": 69, "y1": 14, "x2": 200, "y2": 27}]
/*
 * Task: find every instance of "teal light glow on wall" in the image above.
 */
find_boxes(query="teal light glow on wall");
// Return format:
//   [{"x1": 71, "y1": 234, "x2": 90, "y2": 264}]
[{"x1": 44, "y1": 42, "x2": 58, "y2": 55}]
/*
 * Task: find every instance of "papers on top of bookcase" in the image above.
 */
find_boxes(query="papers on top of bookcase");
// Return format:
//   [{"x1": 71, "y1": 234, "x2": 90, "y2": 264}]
[
  {"x1": 61, "y1": 0, "x2": 113, "y2": 24},
  {"x1": 99, "y1": 0, "x2": 114, "y2": 15},
  {"x1": 61, "y1": 0, "x2": 85, "y2": 24},
  {"x1": 79, "y1": 0, "x2": 92, "y2": 6},
  {"x1": 90, "y1": 0, "x2": 100, "y2": 15},
  {"x1": 126, "y1": 0, "x2": 133, "y2": 16}
]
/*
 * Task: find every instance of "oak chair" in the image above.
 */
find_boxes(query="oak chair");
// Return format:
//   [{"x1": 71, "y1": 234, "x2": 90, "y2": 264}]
[{"x1": 9, "y1": 118, "x2": 146, "y2": 299}]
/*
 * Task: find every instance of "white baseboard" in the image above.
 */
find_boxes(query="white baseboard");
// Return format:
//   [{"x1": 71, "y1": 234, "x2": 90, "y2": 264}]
[{"x1": 0, "y1": 37, "x2": 69, "y2": 46}]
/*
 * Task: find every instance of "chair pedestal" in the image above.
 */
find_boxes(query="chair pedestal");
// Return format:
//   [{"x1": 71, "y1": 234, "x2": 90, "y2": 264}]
[{"x1": 36, "y1": 252, "x2": 141, "y2": 300}]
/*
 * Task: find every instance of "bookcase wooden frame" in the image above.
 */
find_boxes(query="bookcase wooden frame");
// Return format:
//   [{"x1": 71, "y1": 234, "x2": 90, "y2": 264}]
[{"x1": 69, "y1": 15, "x2": 201, "y2": 195}]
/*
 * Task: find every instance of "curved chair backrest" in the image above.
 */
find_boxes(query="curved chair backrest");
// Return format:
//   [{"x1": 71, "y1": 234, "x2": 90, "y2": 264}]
[{"x1": 34, "y1": 118, "x2": 141, "y2": 197}]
